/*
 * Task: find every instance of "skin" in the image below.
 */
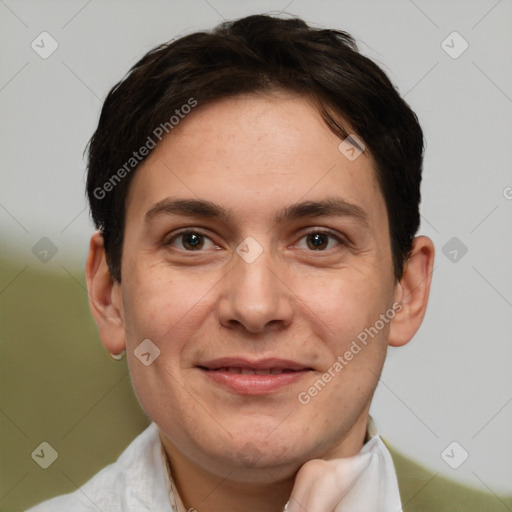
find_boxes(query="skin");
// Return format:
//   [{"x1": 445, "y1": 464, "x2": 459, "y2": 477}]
[{"x1": 86, "y1": 90, "x2": 434, "y2": 512}]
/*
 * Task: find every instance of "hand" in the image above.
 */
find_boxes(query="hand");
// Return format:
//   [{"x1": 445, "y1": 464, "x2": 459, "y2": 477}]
[{"x1": 284, "y1": 458, "x2": 361, "y2": 512}]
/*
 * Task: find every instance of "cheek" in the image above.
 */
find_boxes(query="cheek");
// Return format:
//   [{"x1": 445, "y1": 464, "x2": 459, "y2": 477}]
[
  {"x1": 298, "y1": 267, "x2": 390, "y2": 348},
  {"x1": 120, "y1": 265, "x2": 216, "y2": 406},
  {"x1": 120, "y1": 271, "x2": 201, "y2": 426},
  {"x1": 121, "y1": 262, "x2": 212, "y2": 347}
]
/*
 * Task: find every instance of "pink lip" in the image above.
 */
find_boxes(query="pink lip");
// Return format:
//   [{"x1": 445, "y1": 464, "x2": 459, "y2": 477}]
[{"x1": 197, "y1": 357, "x2": 313, "y2": 395}]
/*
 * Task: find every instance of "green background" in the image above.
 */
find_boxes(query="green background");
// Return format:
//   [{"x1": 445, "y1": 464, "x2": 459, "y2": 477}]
[{"x1": 0, "y1": 257, "x2": 149, "y2": 511}]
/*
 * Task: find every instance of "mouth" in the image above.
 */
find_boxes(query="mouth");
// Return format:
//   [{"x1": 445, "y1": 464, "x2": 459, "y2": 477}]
[
  {"x1": 197, "y1": 357, "x2": 314, "y2": 395},
  {"x1": 205, "y1": 367, "x2": 301, "y2": 375}
]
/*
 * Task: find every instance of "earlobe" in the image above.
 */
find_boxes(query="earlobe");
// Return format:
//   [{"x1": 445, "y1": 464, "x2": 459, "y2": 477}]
[
  {"x1": 85, "y1": 231, "x2": 126, "y2": 355},
  {"x1": 388, "y1": 236, "x2": 435, "y2": 348}
]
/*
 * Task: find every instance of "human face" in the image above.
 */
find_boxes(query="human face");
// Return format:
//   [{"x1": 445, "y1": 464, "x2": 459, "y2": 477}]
[{"x1": 117, "y1": 91, "x2": 398, "y2": 479}]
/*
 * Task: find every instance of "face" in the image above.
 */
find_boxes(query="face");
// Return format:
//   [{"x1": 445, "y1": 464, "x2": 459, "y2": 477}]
[{"x1": 114, "y1": 91, "x2": 400, "y2": 480}]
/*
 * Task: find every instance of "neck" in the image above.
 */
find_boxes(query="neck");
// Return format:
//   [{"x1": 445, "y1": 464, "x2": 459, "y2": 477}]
[
  {"x1": 163, "y1": 445, "x2": 293, "y2": 512},
  {"x1": 160, "y1": 411, "x2": 370, "y2": 512}
]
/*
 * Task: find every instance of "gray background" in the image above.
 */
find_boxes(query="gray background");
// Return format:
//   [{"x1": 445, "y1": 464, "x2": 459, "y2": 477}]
[{"x1": 1, "y1": 0, "x2": 511, "y2": 501}]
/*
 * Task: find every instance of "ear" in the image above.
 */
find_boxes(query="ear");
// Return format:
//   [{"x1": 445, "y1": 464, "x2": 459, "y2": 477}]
[
  {"x1": 85, "y1": 231, "x2": 126, "y2": 355},
  {"x1": 388, "y1": 236, "x2": 435, "y2": 347}
]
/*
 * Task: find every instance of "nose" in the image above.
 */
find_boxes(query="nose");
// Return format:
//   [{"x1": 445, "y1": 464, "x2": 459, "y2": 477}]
[{"x1": 217, "y1": 246, "x2": 294, "y2": 334}]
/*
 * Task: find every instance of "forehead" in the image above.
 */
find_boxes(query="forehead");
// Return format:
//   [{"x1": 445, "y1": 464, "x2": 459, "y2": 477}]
[{"x1": 125, "y1": 91, "x2": 386, "y2": 230}]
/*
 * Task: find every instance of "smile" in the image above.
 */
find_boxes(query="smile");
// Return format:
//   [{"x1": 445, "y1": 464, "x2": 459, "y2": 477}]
[
  {"x1": 197, "y1": 357, "x2": 314, "y2": 395},
  {"x1": 208, "y1": 367, "x2": 300, "y2": 375}
]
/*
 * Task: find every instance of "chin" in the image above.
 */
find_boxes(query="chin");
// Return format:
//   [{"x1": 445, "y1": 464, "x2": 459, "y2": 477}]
[{"x1": 204, "y1": 430, "x2": 312, "y2": 471}]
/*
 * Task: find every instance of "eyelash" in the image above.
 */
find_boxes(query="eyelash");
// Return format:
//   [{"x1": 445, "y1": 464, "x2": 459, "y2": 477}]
[{"x1": 164, "y1": 228, "x2": 347, "y2": 252}]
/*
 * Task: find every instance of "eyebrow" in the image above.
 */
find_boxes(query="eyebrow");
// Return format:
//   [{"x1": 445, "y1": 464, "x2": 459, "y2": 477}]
[
  {"x1": 145, "y1": 198, "x2": 228, "y2": 222},
  {"x1": 276, "y1": 197, "x2": 369, "y2": 227},
  {"x1": 145, "y1": 197, "x2": 369, "y2": 227}
]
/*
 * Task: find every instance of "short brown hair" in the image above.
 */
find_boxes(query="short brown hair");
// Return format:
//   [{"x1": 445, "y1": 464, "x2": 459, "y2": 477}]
[{"x1": 86, "y1": 14, "x2": 424, "y2": 282}]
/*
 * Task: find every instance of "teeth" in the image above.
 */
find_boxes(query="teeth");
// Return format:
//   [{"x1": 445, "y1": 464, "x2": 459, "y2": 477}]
[
  {"x1": 211, "y1": 367, "x2": 300, "y2": 374},
  {"x1": 255, "y1": 369, "x2": 271, "y2": 375}
]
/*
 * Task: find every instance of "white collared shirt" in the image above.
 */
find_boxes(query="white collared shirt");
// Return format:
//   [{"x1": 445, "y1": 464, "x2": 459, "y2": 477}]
[{"x1": 26, "y1": 418, "x2": 401, "y2": 512}]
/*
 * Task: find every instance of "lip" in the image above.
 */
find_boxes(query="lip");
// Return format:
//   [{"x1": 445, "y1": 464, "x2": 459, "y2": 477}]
[{"x1": 197, "y1": 357, "x2": 313, "y2": 395}]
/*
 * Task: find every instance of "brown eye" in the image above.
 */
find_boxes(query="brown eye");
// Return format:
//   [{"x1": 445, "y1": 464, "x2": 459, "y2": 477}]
[
  {"x1": 182, "y1": 232, "x2": 204, "y2": 250},
  {"x1": 306, "y1": 233, "x2": 329, "y2": 250},
  {"x1": 295, "y1": 231, "x2": 343, "y2": 251},
  {"x1": 166, "y1": 231, "x2": 217, "y2": 251}
]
